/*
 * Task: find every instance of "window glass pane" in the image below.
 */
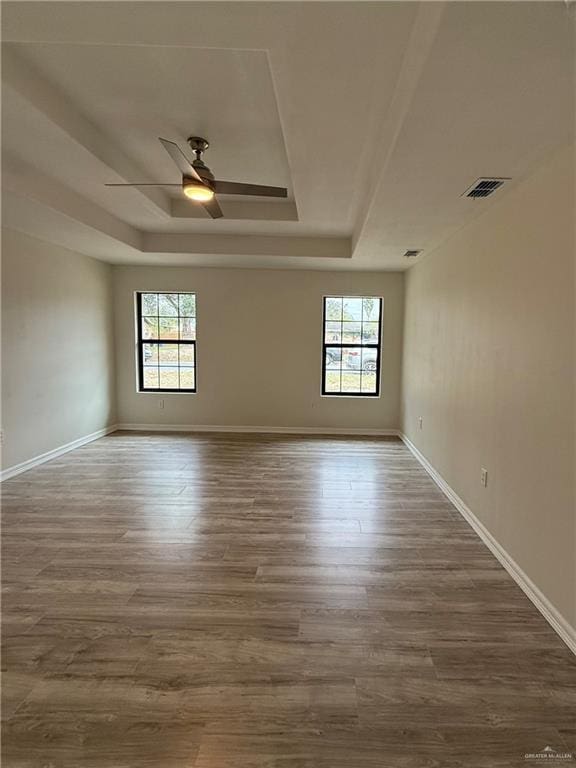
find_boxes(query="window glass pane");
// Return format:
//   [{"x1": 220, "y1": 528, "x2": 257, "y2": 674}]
[
  {"x1": 343, "y1": 297, "x2": 363, "y2": 321},
  {"x1": 341, "y1": 323, "x2": 362, "y2": 344},
  {"x1": 143, "y1": 367, "x2": 159, "y2": 388},
  {"x1": 361, "y1": 348, "x2": 378, "y2": 372},
  {"x1": 159, "y1": 367, "x2": 179, "y2": 388},
  {"x1": 141, "y1": 293, "x2": 158, "y2": 316},
  {"x1": 361, "y1": 372, "x2": 377, "y2": 393},
  {"x1": 143, "y1": 343, "x2": 158, "y2": 363},
  {"x1": 179, "y1": 317, "x2": 196, "y2": 340},
  {"x1": 362, "y1": 297, "x2": 379, "y2": 322},
  {"x1": 341, "y1": 371, "x2": 362, "y2": 392},
  {"x1": 341, "y1": 347, "x2": 362, "y2": 370},
  {"x1": 325, "y1": 371, "x2": 341, "y2": 392},
  {"x1": 325, "y1": 297, "x2": 342, "y2": 321},
  {"x1": 158, "y1": 294, "x2": 179, "y2": 316},
  {"x1": 179, "y1": 345, "x2": 195, "y2": 365},
  {"x1": 362, "y1": 322, "x2": 380, "y2": 343},
  {"x1": 180, "y1": 369, "x2": 195, "y2": 389},
  {"x1": 325, "y1": 321, "x2": 342, "y2": 343},
  {"x1": 179, "y1": 294, "x2": 196, "y2": 317},
  {"x1": 159, "y1": 344, "x2": 179, "y2": 364},
  {"x1": 142, "y1": 317, "x2": 158, "y2": 339},
  {"x1": 325, "y1": 348, "x2": 341, "y2": 370},
  {"x1": 159, "y1": 317, "x2": 179, "y2": 340}
]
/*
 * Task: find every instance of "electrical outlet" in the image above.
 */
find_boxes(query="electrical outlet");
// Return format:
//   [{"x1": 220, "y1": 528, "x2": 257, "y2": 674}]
[
  {"x1": 481, "y1": 468, "x2": 488, "y2": 487},
  {"x1": 418, "y1": 417, "x2": 423, "y2": 430},
  {"x1": 159, "y1": 399, "x2": 164, "y2": 410}
]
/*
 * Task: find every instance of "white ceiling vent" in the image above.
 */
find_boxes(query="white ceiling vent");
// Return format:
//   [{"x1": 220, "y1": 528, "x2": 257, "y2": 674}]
[
  {"x1": 463, "y1": 178, "x2": 510, "y2": 199},
  {"x1": 404, "y1": 250, "x2": 422, "y2": 259}
]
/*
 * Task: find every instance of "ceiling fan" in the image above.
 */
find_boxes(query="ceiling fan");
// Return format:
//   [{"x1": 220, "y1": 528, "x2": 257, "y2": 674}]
[{"x1": 105, "y1": 137, "x2": 288, "y2": 219}]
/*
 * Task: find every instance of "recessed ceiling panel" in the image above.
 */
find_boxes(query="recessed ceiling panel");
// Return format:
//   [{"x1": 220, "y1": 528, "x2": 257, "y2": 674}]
[{"x1": 9, "y1": 42, "x2": 292, "y2": 199}]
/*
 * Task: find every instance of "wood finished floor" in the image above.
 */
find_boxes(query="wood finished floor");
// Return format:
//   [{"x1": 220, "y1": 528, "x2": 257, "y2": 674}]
[{"x1": 2, "y1": 432, "x2": 575, "y2": 767}]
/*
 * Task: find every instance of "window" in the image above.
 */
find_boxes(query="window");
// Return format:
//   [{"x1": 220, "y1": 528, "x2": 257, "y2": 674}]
[
  {"x1": 137, "y1": 292, "x2": 196, "y2": 392},
  {"x1": 322, "y1": 296, "x2": 382, "y2": 396}
]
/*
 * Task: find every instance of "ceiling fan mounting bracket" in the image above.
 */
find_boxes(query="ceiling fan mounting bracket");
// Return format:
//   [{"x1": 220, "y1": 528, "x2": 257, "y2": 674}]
[{"x1": 187, "y1": 136, "x2": 210, "y2": 156}]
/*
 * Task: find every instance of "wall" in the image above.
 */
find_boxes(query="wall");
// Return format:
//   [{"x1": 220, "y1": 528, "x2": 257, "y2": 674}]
[
  {"x1": 1, "y1": 228, "x2": 116, "y2": 471},
  {"x1": 113, "y1": 267, "x2": 404, "y2": 432},
  {"x1": 402, "y1": 143, "x2": 575, "y2": 630}
]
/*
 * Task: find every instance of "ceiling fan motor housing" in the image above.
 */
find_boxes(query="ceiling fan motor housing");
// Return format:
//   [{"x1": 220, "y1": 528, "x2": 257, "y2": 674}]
[{"x1": 192, "y1": 163, "x2": 214, "y2": 182}]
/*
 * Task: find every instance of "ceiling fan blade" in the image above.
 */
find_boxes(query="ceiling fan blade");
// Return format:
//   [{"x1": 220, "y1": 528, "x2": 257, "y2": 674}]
[
  {"x1": 213, "y1": 180, "x2": 288, "y2": 198},
  {"x1": 105, "y1": 183, "x2": 181, "y2": 187},
  {"x1": 202, "y1": 197, "x2": 223, "y2": 219},
  {"x1": 158, "y1": 138, "x2": 203, "y2": 183}
]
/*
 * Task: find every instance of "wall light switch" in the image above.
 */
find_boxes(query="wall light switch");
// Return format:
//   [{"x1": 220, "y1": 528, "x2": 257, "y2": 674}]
[
  {"x1": 481, "y1": 468, "x2": 488, "y2": 487},
  {"x1": 418, "y1": 417, "x2": 423, "y2": 430}
]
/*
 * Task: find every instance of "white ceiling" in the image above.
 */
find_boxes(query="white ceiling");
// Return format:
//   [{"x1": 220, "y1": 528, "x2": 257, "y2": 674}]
[{"x1": 2, "y1": 1, "x2": 574, "y2": 271}]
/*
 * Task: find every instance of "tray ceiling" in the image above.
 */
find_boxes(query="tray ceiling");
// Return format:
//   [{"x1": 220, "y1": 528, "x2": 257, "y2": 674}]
[{"x1": 2, "y1": 2, "x2": 574, "y2": 270}]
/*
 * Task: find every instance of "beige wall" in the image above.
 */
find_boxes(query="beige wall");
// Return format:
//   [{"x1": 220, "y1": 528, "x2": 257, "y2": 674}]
[
  {"x1": 1, "y1": 228, "x2": 116, "y2": 470},
  {"x1": 113, "y1": 267, "x2": 404, "y2": 431},
  {"x1": 402, "y1": 144, "x2": 575, "y2": 629}
]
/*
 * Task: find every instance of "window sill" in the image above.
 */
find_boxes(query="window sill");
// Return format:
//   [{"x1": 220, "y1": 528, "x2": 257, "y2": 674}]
[
  {"x1": 320, "y1": 394, "x2": 381, "y2": 399},
  {"x1": 137, "y1": 390, "x2": 197, "y2": 395}
]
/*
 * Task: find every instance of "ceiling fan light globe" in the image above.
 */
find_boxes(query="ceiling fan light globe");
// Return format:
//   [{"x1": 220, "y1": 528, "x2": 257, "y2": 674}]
[{"x1": 183, "y1": 183, "x2": 214, "y2": 202}]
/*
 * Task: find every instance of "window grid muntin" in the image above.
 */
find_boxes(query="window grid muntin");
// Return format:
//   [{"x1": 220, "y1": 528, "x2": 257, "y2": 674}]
[
  {"x1": 137, "y1": 292, "x2": 197, "y2": 393},
  {"x1": 322, "y1": 296, "x2": 382, "y2": 397}
]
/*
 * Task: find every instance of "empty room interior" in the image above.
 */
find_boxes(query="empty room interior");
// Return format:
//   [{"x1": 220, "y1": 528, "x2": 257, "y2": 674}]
[{"x1": 1, "y1": 1, "x2": 575, "y2": 765}]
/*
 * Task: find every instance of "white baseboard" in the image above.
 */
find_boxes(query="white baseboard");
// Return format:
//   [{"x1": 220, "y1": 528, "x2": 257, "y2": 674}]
[
  {"x1": 116, "y1": 423, "x2": 400, "y2": 437},
  {"x1": 400, "y1": 432, "x2": 576, "y2": 656},
  {"x1": 0, "y1": 424, "x2": 118, "y2": 482}
]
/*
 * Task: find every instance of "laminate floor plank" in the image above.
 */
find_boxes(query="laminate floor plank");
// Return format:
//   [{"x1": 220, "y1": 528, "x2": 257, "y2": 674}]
[{"x1": 2, "y1": 431, "x2": 574, "y2": 767}]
